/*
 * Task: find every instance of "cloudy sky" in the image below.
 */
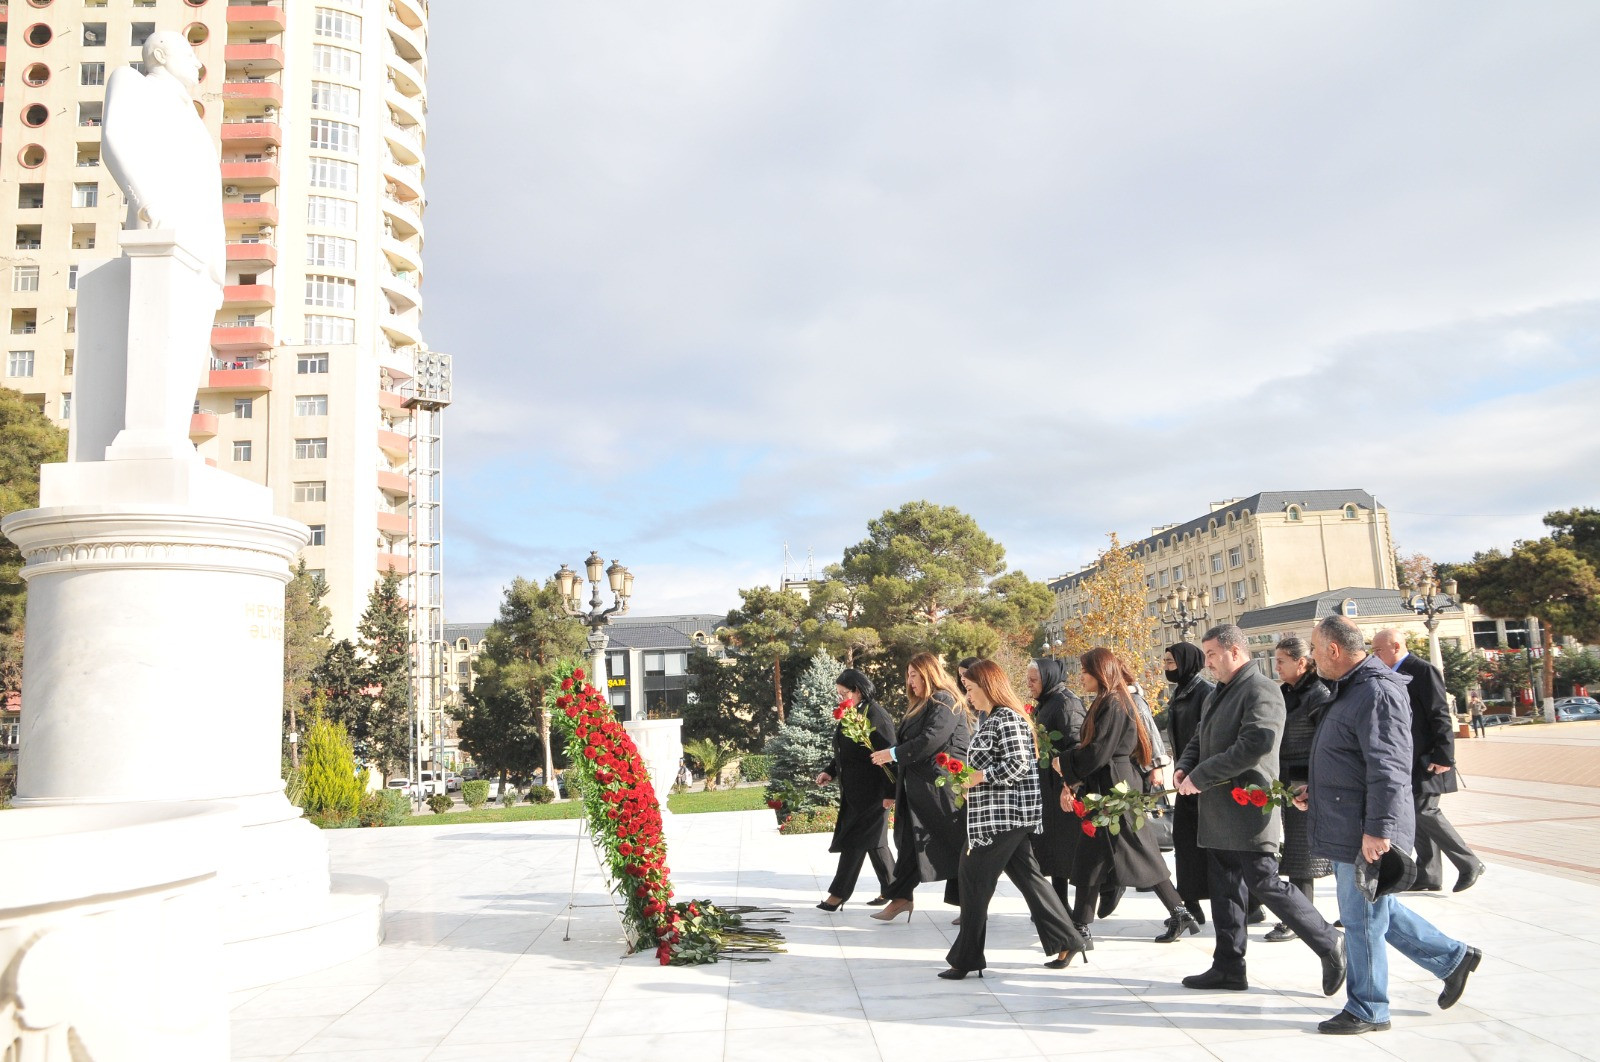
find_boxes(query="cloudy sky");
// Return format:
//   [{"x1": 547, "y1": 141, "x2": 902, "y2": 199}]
[{"x1": 422, "y1": 1, "x2": 1600, "y2": 623}]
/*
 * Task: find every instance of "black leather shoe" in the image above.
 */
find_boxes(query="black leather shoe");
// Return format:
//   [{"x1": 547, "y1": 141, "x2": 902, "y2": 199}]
[
  {"x1": 865, "y1": 895, "x2": 890, "y2": 907},
  {"x1": 1154, "y1": 907, "x2": 1201, "y2": 943},
  {"x1": 1247, "y1": 906, "x2": 1266, "y2": 925},
  {"x1": 1098, "y1": 885, "x2": 1127, "y2": 919},
  {"x1": 938, "y1": 967, "x2": 982, "y2": 980},
  {"x1": 1407, "y1": 882, "x2": 1442, "y2": 893},
  {"x1": 1321, "y1": 937, "x2": 1347, "y2": 997},
  {"x1": 1438, "y1": 946, "x2": 1482, "y2": 1009},
  {"x1": 1264, "y1": 922, "x2": 1298, "y2": 943},
  {"x1": 1182, "y1": 967, "x2": 1248, "y2": 991},
  {"x1": 1453, "y1": 862, "x2": 1486, "y2": 894},
  {"x1": 1318, "y1": 1010, "x2": 1390, "y2": 1035}
]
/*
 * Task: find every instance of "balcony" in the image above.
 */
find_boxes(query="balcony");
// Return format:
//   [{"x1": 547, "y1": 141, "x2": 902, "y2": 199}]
[
  {"x1": 376, "y1": 510, "x2": 409, "y2": 536},
  {"x1": 376, "y1": 552, "x2": 412, "y2": 576},
  {"x1": 210, "y1": 325, "x2": 275, "y2": 353},
  {"x1": 384, "y1": 157, "x2": 424, "y2": 201},
  {"x1": 391, "y1": 0, "x2": 428, "y2": 32},
  {"x1": 220, "y1": 122, "x2": 281, "y2": 148},
  {"x1": 386, "y1": 125, "x2": 425, "y2": 166},
  {"x1": 377, "y1": 469, "x2": 410, "y2": 496},
  {"x1": 223, "y1": 201, "x2": 278, "y2": 225},
  {"x1": 227, "y1": 242, "x2": 278, "y2": 268},
  {"x1": 382, "y1": 234, "x2": 422, "y2": 273},
  {"x1": 221, "y1": 160, "x2": 280, "y2": 186},
  {"x1": 202, "y1": 363, "x2": 272, "y2": 393},
  {"x1": 189, "y1": 412, "x2": 219, "y2": 440},
  {"x1": 377, "y1": 429, "x2": 410, "y2": 459},
  {"x1": 224, "y1": 43, "x2": 284, "y2": 74},
  {"x1": 378, "y1": 390, "x2": 408, "y2": 412},
  {"x1": 382, "y1": 196, "x2": 423, "y2": 241},
  {"x1": 223, "y1": 80, "x2": 283, "y2": 106},
  {"x1": 380, "y1": 313, "x2": 423, "y2": 348},
  {"x1": 387, "y1": 55, "x2": 424, "y2": 98},
  {"x1": 223, "y1": 283, "x2": 275, "y2": 307},
  {"x1": 380, "y1": 271, "x2": 421, "y2": 312},
  {"x1": 388, "y1": 19, "x2": 427, "y2": 67},
  {"x1": 386, "y1": 84, "x2": 425, "y2": 128},
  {"x1": 226, "y1": 4, "x2": 286, "y2": 33}
]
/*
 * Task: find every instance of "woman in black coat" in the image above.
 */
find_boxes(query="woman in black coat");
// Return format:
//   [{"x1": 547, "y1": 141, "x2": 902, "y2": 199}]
[
  {"x1": 1027, "y1": 657, "x2": 1086, "y2": 908},
  {"x1": 1162, "y1": 640, "x2": 1214, "y2": 931},
  {"x1": 869, "y1": 652, "x2": 972, "y2": 921},
  {"x1": 1263, "y1": 635, "x2": 1334, "y2": 942},
  {"x1": 815, "y1": 668, "x2": 898, "y2": 910},
  {"x1": 1057, "y1": 647, "x2": 1199, "y2": 944}
]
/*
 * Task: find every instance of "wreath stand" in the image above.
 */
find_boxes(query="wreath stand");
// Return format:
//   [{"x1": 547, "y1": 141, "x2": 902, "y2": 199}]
[{"x1": 562, "y1": 815, "x2": 633, "y2": 951}]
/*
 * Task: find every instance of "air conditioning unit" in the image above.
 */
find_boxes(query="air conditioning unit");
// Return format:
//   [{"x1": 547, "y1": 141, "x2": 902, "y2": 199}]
[{"x1": 223, "y1": 185, "x2": 239, "y2": 196}]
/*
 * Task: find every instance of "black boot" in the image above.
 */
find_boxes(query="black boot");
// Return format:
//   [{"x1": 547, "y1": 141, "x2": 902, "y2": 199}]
[
  {"x1": 1155, "y1": 907, "x2": 1201, "y2": 943},
  {"x1": 1074, "y1": 923, "x2": 1095, "y2": 952}
]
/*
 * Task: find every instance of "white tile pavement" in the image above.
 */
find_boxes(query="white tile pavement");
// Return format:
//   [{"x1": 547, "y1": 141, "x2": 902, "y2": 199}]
[{"x1": 232, "y1": 809, "x2": 1600, "y2": 1061}]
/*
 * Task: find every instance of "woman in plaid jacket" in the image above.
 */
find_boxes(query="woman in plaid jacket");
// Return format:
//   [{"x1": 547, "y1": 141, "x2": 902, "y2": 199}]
[{"x1": 941, "y1": 660, "x2": 1087, "y2": 980}]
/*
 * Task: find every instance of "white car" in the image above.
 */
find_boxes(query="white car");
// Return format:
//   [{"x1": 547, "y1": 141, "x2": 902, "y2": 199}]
[
  {"x1": 417, "y1": 771, "x2": 446, "y2": 796},
  {"x1": 386, "y1": 777, "x2": 421, "y2": 799},
  {"x1": 444, "y1": 773, "x2": 462, "y2": 792}
]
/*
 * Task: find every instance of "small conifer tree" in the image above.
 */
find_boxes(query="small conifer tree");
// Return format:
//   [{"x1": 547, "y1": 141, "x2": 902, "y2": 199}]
[
  {"x1": 764, "y1": 650, "x2": 842, "y2": 814},
  {"x1": 300, "y1": 694, "x2": 367, "y2": 822}
]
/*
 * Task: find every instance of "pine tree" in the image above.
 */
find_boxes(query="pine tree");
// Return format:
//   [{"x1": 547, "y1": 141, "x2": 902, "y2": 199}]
[
  {"x1": 299, "y1": 702, "x2": 366, "y2": 822},
  {"x1": 358, "y1": 569, "x2": 412, "y2": 781},
  {"x1": 282, "y1": 562, "x2": 332, "y2": 768},
  {"x1": 764, "y1": 650, "x2": 842, "y2": 811}
]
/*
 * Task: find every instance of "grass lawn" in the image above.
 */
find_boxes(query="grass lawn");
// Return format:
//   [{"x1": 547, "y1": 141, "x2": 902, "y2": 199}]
[
  {"x1": 395, "y1": 802, "x2": 586, "y2": 827},
  {"x1": 667, "y1": 786, "x2": 771, "y2": 815}
]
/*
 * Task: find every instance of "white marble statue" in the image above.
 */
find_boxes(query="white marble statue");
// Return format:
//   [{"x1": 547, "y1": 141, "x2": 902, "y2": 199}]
[{"x1": 103, "y1": 31, "x2": 225, "y2": 287}]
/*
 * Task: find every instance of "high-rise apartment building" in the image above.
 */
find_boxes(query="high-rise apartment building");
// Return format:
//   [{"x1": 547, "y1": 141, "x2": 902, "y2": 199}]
[{"x1": 1, "y1": 0, "x2": 449, "y2": 762}]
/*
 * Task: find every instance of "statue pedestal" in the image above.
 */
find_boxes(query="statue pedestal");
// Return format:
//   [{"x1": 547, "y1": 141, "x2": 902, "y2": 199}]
[
  {"x1": 622, "y1": 717, "x2": 684, "y2": 828},
  {"x1": 1, "y1": 458, "x2": 385, "y2": 991}
]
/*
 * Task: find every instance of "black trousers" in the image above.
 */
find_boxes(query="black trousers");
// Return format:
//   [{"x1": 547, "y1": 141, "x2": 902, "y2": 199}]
[
  {"x1": 1206, "y1": 848, "x2": 1339, "y2": 974},
  {"x1": 946, "y1": 826, "x2": 1085, "y2": 973},
  {"x1": 827, "y1": 826, "x2": 894, "y2": 901},
  {"x1": 1413, "y1": 793, "x2": 1477, "y2": 888}
]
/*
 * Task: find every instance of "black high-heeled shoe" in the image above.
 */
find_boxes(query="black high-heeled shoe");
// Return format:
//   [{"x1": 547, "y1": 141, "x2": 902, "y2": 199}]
[
  {"x1": 938, "y1": 967, "x2": 983, "y2": 980},
  {"x1": 816, "y1": 897, "x2": 845, "y2": 912},
  {"x1": 1044, "y1": 948, "x2": 1088, "y2": 969},
  {"x1": 1154, "y1": 906, "x2": 1201, "y2": 944}
]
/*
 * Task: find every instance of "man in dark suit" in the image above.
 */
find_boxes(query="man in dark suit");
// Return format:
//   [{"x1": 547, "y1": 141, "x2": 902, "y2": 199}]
[{"x1": 1372, "y1": 629, "x2": 1485, "y2": 893}]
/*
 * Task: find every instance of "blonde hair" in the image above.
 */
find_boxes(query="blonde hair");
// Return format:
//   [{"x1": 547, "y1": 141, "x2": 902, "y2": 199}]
[{"x1": 904, "y1": 652, "x2": 975, "y2": 729}]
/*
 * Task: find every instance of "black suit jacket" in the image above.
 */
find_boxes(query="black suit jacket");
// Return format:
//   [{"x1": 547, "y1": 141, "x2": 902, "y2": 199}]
[{"x1": 1395, "y1": 652, "x2": 1459, "y2": 795}]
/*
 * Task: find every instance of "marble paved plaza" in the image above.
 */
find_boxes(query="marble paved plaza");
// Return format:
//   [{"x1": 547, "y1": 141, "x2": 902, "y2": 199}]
[{"x1": 228, "y1": 803, "x2": 1600, "y2": 1061}]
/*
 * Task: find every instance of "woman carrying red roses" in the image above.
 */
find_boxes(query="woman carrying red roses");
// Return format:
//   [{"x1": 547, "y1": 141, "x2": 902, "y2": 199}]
[
  {"x1": 814, "y1": 668, "x2": 897, "y2": 911},
  {"x1": 1056, "y1": 647, "x2": 1200, "y2": 946}
]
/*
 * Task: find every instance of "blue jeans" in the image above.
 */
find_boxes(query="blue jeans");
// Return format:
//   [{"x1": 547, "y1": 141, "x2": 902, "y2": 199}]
[{"x1": 1332, "y1": 861, "x2": 1468, "y2": 1022}]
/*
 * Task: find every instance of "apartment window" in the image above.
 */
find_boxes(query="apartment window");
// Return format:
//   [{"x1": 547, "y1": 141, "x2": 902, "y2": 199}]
[
  {"x1": 1, "y1": 724, "x2": 17, "y2": 750},
  {"x1": 297, "y1": 352, "x2": 330, "y2": 374},
  {"x1": 7, "y1": 351, "x2": 36, "y2": 378},
  {"x1": 295, "y1": 438, "x2": 329, "y2": 460},
  {"x1": 73, "y1": 183, "x2": 99, "y2": 208},
  {"x1": 308, "y1": 119, "x2": 359, "y2": 155},
  {"x1": 305, "y1": 275, "x2": 354, "y2": 309},
  {"x1": 1232, "y1": 579, "x2": 1246, "y2": 603},
  {"x1": 294, "y1": 394, "x2": 329, "y2": 416},
  {"x1": 1210, "y1": 552, "x2": 1224, "y2": 574},
  {"x1": 304, "y1": 316, "x2": 355, "y2": 344},
  {"x1": 311, "y1": 44, "x2": 361, "y2": 78},
  {"x1": 1158, "y1": 569, "x2": 1169, "y2": 589},
  {"x1": 68, "y1": 266, "x2": 79, "y2": 291},
  {"x1": 60, "y1": 393, "x2": 72, "y2": 420},
  {"x1": 310, "y1": 81, "x2": 360, "y2": 117},
  {"x1": 1144, "y1": 573, "x2": 1155, "y2": 591},
  {"x1": 307, "y1": 524, "x2": 327, "y2": 546},
  {"x1": 63, "y1": 352, "x2": 75, "y2": 376},
  {"x1": 84, "y1": 23, "x2": 107, "y2": 47},
  {"x1": 294, "y1": 481, "x2": 328, "y2": 503},
  {"x1": 81, "y1": 62, "x2": 106, "y2": 86},
  {"x1": 12, "y1": 267, "x2": 40, "y2": 293},
  {"x1": 1344, "y1": 504, "x2": 1359, "y2": 520},
  {"x1": 642, "y1": 650, "x2": 691, "y2": 719},
  {"x1": 234, "y1": 398, "x2": 253, "y2": 419},
  {"x1": 314, "y1": 7, "x2": 362, "y2": 41},
  {"x1": 1286, "y1": 506, "x2": 1302, "y2": 522},
  {"x1": 234, "y1": 314, "x2": 257, "y2": 327},
  {"x1": 307, "y1": 156, "x2": 357, "y2": 193},
  {"x1": 1172, "y1": 564, "x2": 1185, "y2": 583},
  {"x1": 241, "y1": 192, "x2": 263, "y2": 204},
  {"x1": 232, "y1": 440, "x2": 253, "y2": 462},
  {"x1": 306, "y1": 234, "x2": 356, "y2": 270},
  {"x1": 1247, "y1": 540, "x2": 1256, "y2": 561},
  {"x1": 1250, "y1": 574, "x2": 1259, "y2": 596},
  {"x1": 1212, "y1": 585, "x2": 1227, "y2": 605},
  {"x1": 306, "y1": 196, "x2": 356, "y2": 231},
  {"x1": 1228, "y1": 546, "x2": 1242, "y2": 568},
  {"x1": 130, "y1": 23, "x2": 155, "y2": 47}
]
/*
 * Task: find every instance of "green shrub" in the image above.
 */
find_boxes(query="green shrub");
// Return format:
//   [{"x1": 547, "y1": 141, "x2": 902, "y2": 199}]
[
  {"x1": 427, "y1": 792, "x2": 453, "y2": 814},
  {"x1": 500, "y1": 787, "x2": 520, "y2": 805},
  {"x1": 359, "y1": 789, "x2": 409, "y2": 827},
  {"x1": 739, "y1": 754, "x2": 772, "y2": 782},
  {"x1": 299, "y1": 717, "x2": 366, "y2": 820},
  {"x1": 525, "y1": 784, "x2": 555, "y2": 804},
  {"x1": 462, "y1": 779, "x2": 489, "y2": 809},
  {"x1": 779, "y1": 807, "x2": 839, "y2": 835}
]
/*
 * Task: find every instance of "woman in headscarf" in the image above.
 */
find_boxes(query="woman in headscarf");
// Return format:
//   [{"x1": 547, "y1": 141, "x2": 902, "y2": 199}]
[
  {"x1": 868, "y1": 652, "x2": 973, "y2": 922},
  {"x1": 1026, "y1": 657, "x2": 1087, "y2": 913},
  {"x1": 1160, "y1": 640, "x2": 1214, "y2": 938},
  {"x1": 815, "y1": 668, "x2": 898, "y2": 911},
  {"x1": 1263, "y1": 635, "x2": 1334, "y2": 941}
]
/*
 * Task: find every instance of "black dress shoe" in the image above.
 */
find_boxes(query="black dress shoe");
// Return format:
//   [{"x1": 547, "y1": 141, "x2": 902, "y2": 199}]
[
  {"x1": 1453, "y1": 862, "x2": 1486, "y2": 893},
  {"x1": 1154, "y1": 907, "x2": 1201, "y2": 943},
  {"x1": 938, "y1": 967, "x2": 982, "y2": 980},
  {"x1": 1098, "y1": 885, "x2": 1127, "y2": 919},
  {"x1": 1182, "y1": 967, "x2": 1248, "y2": 991},
  {"x1": 1247, "y1": 906, "x2": 1266, "y2": 925},
  {"x1": 1438, "y1": 946, "x2": 1482, "y2": 1009},
  {"x1": 1407, "y1": 882, "x2": 1442, "y2": 893},
  {"x1": 1318, "y1": 1010, "x2": 1390, "y2": 1035},
  {"x1": 1321, "y1": 937, "x2": 1347, "y2": 997},
  {"x1": 1264, "y1": 922, "x2": 1298, "y2": 943}
]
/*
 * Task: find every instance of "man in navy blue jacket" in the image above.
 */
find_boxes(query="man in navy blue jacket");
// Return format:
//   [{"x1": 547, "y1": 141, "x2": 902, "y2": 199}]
[{"x1": 1302, "y1": 615, "x2": 1481, "y2": 1035}]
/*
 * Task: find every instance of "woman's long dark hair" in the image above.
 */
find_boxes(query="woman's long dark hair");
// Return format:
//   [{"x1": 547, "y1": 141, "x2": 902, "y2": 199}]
[
  {"x1": 1079, "y1": 646, "x2": 1152, "y2": 768},
  {"x1": 965, "y1": 659, "x2": 1039, "y2": 758},
  {"x1": 836, "y1": 668, "x2": 876, "y2": 710}
]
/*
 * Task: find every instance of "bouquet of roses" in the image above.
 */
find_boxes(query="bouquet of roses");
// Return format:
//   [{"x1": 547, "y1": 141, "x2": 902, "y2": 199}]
[
  {"x1": 1071, "y1": 780, "x2": 1172, "y2": 837},
  {"x1": 1022, "y1": 703, "x2": 1065, "y2": 768},
  {"x1": 834, "y1": 697, "x2": 895, "y2": 781},
  {"x1": 933, "y1": 751, "x2": 978, "y2": 808},
  {"x1": 1231, "y1": 779, "x2": 1300, "y2": 813}
]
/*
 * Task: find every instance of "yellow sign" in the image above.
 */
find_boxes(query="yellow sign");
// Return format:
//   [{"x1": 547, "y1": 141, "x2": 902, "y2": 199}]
[{"x1": 607, "y1": 677, "x2": 627, "y2": 689}]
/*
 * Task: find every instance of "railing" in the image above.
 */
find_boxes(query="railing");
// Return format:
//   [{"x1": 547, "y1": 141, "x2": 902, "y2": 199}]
[{"x1": 211, "y1": 357, "x2": 259, "y2": 370}]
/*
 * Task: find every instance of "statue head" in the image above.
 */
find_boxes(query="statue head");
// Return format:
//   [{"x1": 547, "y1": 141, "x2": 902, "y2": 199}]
[{"x1": 143, "y1": 31, "x2": 202, "y2": 94}]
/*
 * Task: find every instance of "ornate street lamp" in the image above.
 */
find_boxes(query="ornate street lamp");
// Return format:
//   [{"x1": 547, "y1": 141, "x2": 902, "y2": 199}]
[
  {"x1": 1159, "y1": 584, "x2": 1210, "y2": 642},
  {"x1": 555, "y1": 551, "x2": 633, "y2": 694},
  {"x1": 1402, "y1": 574, "x2": 1458, "y2": 672}
]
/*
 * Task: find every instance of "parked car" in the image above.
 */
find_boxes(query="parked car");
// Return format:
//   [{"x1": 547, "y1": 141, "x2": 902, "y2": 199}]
[
  {"x1": 417, "y1": 771, "x2": 447, "y2": 796},
  {"x1": 444, "y1": 772, "x2": 462, "y2": 792},
  {"x1": 1554, "y1": 696, "x2": 1599, "y2": 712},
  {"x1": 1480, "y1": 714, "x2": 1515, "y2": 728},
  {"x1": 1554, "y1": 703, "x2": 1600, "y2": 722},
  {"x1": 386, "y1": 777, "x2": 421, "y2": 799}
]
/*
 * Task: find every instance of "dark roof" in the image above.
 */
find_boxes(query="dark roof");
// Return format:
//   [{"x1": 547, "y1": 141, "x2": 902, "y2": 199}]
[
  {"x1": 443, "y1": 622, "x2": 491, "y2": 645},
  {"x1": 1049, "y1": 489, "x2": 1380, "y2": 592},
  {"x1": 1237, "y1": 587, "x2": 1459, "y2": 630},
  {"x1": 443, "y1": 614, "x2": 725, "y2": 652}
]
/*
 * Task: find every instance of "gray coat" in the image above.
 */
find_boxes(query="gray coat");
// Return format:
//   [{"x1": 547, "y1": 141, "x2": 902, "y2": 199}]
[
  {"x1": 1176, "y1": 665, "x2": 1284, "y2": 853},
  {"x1": 1307, "y1": 654, "x2": 1416, "y2": 864}
]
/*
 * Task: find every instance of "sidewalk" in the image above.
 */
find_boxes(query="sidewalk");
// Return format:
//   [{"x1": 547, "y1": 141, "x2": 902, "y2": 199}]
[{"x1": 231, "y1": 807, "x2": 1600, "y2": 1061}]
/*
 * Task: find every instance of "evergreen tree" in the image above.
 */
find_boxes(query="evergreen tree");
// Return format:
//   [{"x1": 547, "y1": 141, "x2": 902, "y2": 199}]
[
  {"x1": 315, "y1": 638, "x2": 368, "y2": 748},
  {"x1": 282, "y1": 562, "x2": 332, "y2": 767},
  {"x1": 682, "y1": 649, "x2": 783, "y2": 751},
  {"x1": 0, "y1": 387, "x2": 67, "y2": 696},
  {"x1": 764, "y1": 650, "x2": 842, "y2": 812},
  {"x1": 358, "y1": 569, "x2": 412, "y2": 781},
  {"x1": 454, "y1": 678, "x2": 541, "y2": 793},
  {"x1": 299, "y1": 702, "x2": 366, "y2": 822}
]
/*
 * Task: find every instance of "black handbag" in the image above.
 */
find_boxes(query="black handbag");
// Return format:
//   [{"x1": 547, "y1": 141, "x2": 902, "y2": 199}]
[{"x1": 1145, "y1": 797, "x2": 1175, "y2": 852}]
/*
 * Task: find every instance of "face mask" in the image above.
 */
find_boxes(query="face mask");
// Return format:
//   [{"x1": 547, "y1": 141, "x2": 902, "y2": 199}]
[{"x1": 1165, "y1": 667, "x2": 1181, "y2": 684}]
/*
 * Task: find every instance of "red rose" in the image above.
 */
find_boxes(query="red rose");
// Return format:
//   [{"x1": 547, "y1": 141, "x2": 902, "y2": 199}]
[
  {"x1": 949, "y1": 759, "x2": 964, "y2": 773},
  {"x1": 573, "y1": 667, "x2": 586, "y2": 682},
  {"x1": 584, "y1": 748, "x2": 599, "y2": 760},
  {"x1": 935, "y1": 752, "x2": 950, "y2": 767},
  {"x1": 1071, "y1": 799, "x2": 1086, "y2": 817},
  {"x1": 1023, "y1": 703, "x2": 1035, "y2": 714},
  {"x1": 1250, "y1": 789, "x2": 1270, "y2": 808},
  {"x1": 1231, "y1": 787, "x2": 1250, "y2": 805},
  {"x1": 1081, "y1": 821, "x2": 1097, "y2": 837},
  {"x1": 833, "y1": 706, "x2": 845, "y2": 720},
  {"x1": 565, "y1": 707, "x2": 579, "y2": 719},
  {"x1": 561, "y1": 676, "x2": 574, "y2": 691},
  {"x1": 767, "y1": 799, "x2": 782, "y2": 810}
]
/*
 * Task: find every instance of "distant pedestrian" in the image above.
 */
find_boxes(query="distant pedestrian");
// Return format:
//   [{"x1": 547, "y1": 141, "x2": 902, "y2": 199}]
[
  {"x1": 1263, "y1": 635, "x2": 1334, "y2": 943},
  {"x1": 1305, "y1": 615, "x2": 1481, "y2": 1035},
  {"x1": 1468, "y1": 693, "x2": 1486, "y2": 739}
]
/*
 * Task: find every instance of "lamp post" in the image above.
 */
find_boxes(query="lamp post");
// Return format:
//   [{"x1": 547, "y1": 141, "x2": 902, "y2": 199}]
[
  {"x1": 555, "y1": 552, "x2": 633, "y2": 702},
  {"x1": 1402, "y1": 574, "x2": 1458, "y2": 673},
  {"x1": 1158, "y1": 585, "x2": 1210, "y2": 642}
]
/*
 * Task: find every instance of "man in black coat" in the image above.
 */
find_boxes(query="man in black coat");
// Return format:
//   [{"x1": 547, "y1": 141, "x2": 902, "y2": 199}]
[{"x1": 1372, "y1": 629, "x2": 1485, "y2": 893}]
